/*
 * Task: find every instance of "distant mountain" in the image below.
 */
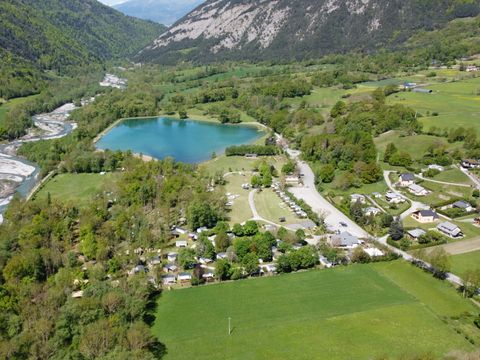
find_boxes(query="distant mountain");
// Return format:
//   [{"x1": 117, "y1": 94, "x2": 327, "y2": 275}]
[
  {"x1": 0, "y1": 0, "x2": 166, "y2": 70},
  {"x1": 114, "y1": 0, "x2": 205, "y2": 26},
  {"x1": 137, "y1": 0, "x2": 480, "y2": 64}
]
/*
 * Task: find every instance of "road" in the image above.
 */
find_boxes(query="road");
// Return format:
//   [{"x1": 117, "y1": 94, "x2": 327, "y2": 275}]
[
  {"x1": 458, "y1": 166, "x2": 480, "y2": 189},
  {"x1": 288, "y1": 158, "x2": 369, "y2": 238}
]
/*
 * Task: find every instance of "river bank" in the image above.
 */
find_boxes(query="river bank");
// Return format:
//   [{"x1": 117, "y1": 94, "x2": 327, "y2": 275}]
[{"x1": 0, "y1": 103, "x2": 80, "y2": 222}]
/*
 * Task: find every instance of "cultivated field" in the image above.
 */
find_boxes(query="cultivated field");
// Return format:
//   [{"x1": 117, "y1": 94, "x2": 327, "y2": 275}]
[
  {"x1": 152, "y1": 261, "x2": 477, "y2": 360},
  {"x1": 35, "y1": 173, "x2": 119, "y2": 205},
  {"x1": 451, "y1": 250, "x2": 480, "y2": 275}
]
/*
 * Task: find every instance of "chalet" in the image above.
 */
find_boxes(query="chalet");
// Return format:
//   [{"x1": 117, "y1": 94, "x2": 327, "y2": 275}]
[
  {"x1": 171, "y1": 227, "x2": 188, "y2": 237},
  {"x1": 461, "y1": 159, "x2": 480, "y2": 169},
  {"x1": 175, "y1": 240, "x2": 188, "y2": 248},
  {"x1": 452, "y1": 200, "x2": 475, "y2": 213},
  {"x1": 385, "y1": 191, "x2": 405, "y2": 204},
  {"x1": 407, "y1": 228, "x2": 426, "y2": 240},
  {"x1": 178, "y1": 273, "x2": 192, "y2": 283},
  {"x1": 167, "y1": 252, "x2": 178, "y2": 263},
  {"x1": 437, "y1": 221, "x2": 463, "y2": 238},
  {"x1": 147, "y1": 256, "x2": 161, "y2": 267},
  {"x1": 162, "y1": 275, "x2": 176, "y2": 285},
  {"x1": 408, "y1": 184, "x2": 429, "y2": 196},
  {"x1": 350, "y1": 194, "x2": 366, "y2": 204},
  {"x1": 364, "y1": 207, "x2": 381, "y2": 216},
  {"x1": 330, "y1": 232, "x2": 361, "y2": 249},
  {"x1": 411, "y1": 210, "x2": 439, "y2": 223},
  {"x1": 399, "y1": 173, "x2": 416, "y2": 187}
]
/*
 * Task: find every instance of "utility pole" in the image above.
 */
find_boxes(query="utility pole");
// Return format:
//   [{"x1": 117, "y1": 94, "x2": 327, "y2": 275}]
[{"x1": 228, "y1": 317, "x2": 231, "y2": 335}]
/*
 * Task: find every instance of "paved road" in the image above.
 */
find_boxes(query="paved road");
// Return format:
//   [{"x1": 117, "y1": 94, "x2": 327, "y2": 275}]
[
  {"x1": 288, "y1": 158, "x2": 369, "y2": 238},
  {"x1": 458, "y1": 166, "x2": 480, "y2": 189}
]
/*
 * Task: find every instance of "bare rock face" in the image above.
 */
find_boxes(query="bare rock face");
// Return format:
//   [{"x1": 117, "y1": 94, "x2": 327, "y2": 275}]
[{"x1": 136, "y1": 0, "x2": 480, "y2": 64}]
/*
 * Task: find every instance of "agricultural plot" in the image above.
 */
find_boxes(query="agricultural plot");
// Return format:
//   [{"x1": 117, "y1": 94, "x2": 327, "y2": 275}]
[
  {"x1": 152, "y1": 261, "x2": 477, "y2": 360},
  {"x1": 387, "y1": 77, "x2": 480, "y2": 135},
  {"x1": 34, "y1": 173, "x2": 119, "y2": 205},
  {"x1": 451, "y1": 250, "x2": 480, "y2": 275}
]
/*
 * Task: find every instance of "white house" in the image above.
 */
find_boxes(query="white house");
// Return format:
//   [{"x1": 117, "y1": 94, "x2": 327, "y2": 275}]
[
  {"x1": 399, "y1": 173, "x2": 416, "y2": 187},
  {"x1": 408, "y1": 184, "x2": 429, "y2": 196},
  {"x1": 178, "y1": 273, "x2": 192, "y2": 283},
  {"x1": 319, "y1": 255, "x2": 333, "y2": 268},
  {"x1": 451, "y1": 200, "x2": 474, "y2": 213},
  {"x1": 411, "y1": 210, "x2": 439, "y2": 223},
  {"x1": 437, "y1": 221, "x2": 463, "y2": 238},
  {"x1": 162, "y1": 275, "x2": 176, "y2": 285},
  {"x1": 163, "y1": 264, "x2": 178, "y2": 273}
]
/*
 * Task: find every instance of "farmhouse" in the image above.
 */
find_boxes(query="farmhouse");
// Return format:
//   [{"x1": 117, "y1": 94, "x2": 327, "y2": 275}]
[
  {"x1": 437, "y1": 221, "x2": 463, "y2": 238},
  {"x1": 407, "y1": 228, "x2": 427, "y2": 240},
  {"x1": 412, "y1": 210, "x2": 439, "y2": 223},
  {"x1": 408, "y1": 184, "x2": 429, "y2": 196},
  {"x1": 330, "y1": 232, "x2": 361, "y2": 249},
  {"x1": 399, "y1": 173, "x2": 416, "y2": 187}
]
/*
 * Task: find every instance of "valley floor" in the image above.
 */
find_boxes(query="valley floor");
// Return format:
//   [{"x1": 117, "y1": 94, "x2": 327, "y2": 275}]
[{"x1": 153, "y1": 261, "x2": 478, "y2": 360}]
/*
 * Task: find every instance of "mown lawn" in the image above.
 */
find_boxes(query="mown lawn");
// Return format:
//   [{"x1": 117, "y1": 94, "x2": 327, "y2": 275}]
[
  {"x1": 451, "y1": 250, "x2": 480, "y2": 275},
  {"x1": 254, "y1": 188, "x2": 298, "y2": 225},
  {"x1": 152, "y1": 261, "x2": 476, "y2": 360},
  {"x1": 35, "y1": 173, "x2": 119, "y2": 205},
  {"x1": 432, "y1": 167, "x2": 474, "y2": 185}
]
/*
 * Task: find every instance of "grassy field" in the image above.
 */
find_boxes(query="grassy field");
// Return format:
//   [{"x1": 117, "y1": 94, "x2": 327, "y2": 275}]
[
  {"x1": 152, "y1": 261, "x2": 477, "y2": 360},
  {"x1": 432, "y1": 167, "x2": 474, "y2": 185},
  {"x1": 451, "y1": 250, "x2": 480, "y2": 275},
  {"x1": 0, "y1": 94, "x2": 39, "y2": 127},
  {"x1": 254, "y1": 188, "x2": 298, "y2": 225},
  {"x1": 35, "y1": 173, "x2": 119, "y2": 205},
  {"x1": 387, "y1": 77, "x2": 480, "y2": 135},
  {"x1": 223, "y1": 173, "x2": 253, "y2": 225},
  {"x1": 374, "y1": 131, "x2": 458, "y2": 160}
]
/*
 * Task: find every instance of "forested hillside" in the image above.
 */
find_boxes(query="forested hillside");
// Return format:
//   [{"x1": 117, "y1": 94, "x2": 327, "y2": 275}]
[
  {"x1": 0, "y1": 0, "x2": 165, "y2": 70},
  {"x1": 138, "y1": 0, "x2": 480, "y2": 64}
]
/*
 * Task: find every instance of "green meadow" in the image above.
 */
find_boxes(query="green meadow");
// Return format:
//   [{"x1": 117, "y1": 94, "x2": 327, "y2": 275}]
[
  {"x1": 35, "y1": 173, "x2": 119, "y2": 205},
  {"x1": 387, "y1": 77, "x2": 480, "y2": 134},
  {"x1": 152, "y1": 261, "x2": 477, "y2": 360},
  {"x1": 451, "y1": 250, "x2": 480, "y2": 276}
]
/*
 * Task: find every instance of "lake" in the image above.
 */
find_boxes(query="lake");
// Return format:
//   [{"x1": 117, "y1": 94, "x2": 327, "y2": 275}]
[{"x1": 96, "y1": 117, "x2": 264, "y2": 163}]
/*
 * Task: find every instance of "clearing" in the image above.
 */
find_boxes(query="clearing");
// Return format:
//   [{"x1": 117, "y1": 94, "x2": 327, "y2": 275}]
[
  {"x1": 152, "y1": 261, "x2": 478, "y2": 360},
  {"x1": 34, "y1": 172, "x2": 119, "y2": 205}
]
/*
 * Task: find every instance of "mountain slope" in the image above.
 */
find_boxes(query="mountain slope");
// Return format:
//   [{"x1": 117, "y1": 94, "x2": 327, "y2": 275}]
[
  {"x1": 137, "y1": 0, "x2": 480, "y2": 64},
  {"x1": 114, "y1": 0, "x2": 205, "y2": 26},
  {"x1": 0, "y1": 0, "x2": 166, "y2": 70}
]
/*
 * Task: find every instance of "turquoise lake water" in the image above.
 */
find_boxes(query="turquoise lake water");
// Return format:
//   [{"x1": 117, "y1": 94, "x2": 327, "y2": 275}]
[{"x1": 96, "y1": 117, "x2": 264, "y2": 163}]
